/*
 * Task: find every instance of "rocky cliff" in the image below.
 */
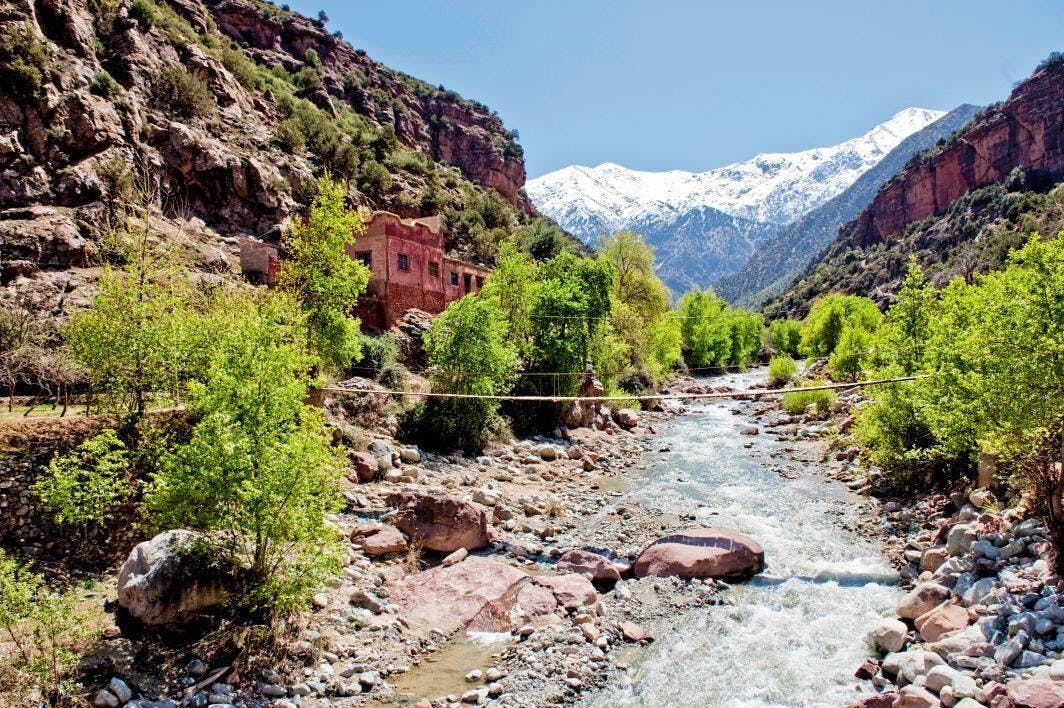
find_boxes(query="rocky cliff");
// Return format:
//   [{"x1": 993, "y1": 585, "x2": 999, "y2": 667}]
[
  {"x1": 0, "y1": 0, "x2": 531, "y2": 308},
  {"x1": 767, "y1": 56, "x2": 1064, "y2": 317}
]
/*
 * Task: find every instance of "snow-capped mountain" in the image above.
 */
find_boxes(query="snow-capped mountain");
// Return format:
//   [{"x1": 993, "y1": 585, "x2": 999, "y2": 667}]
[{"x1": 526, "y1": 108, "x2": 946, "y2": 294}]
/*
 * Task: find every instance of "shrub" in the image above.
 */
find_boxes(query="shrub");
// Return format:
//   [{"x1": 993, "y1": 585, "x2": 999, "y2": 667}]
[
  {"x1": 781, "y1": 380, "x2": 836, "y2": 416},
  {"x1": 34, "y1": 429, "x2": 130, "y2": 528},
  {"x1": 854, "y1": 380, "x2": 950, "y2": 488},
  {"x1": 768, "y1": 318, "x2": 803, "y2": 357},
  {"x1": 767, "y1": 355, "x2": 797, "y2": 387},
  {"x1": 0, "y1": 551, "x2": 93, "y2": 704},
  {"x1": 677, "y1": 289, "x2": 763, "y2": 369},
  {"x1": 155, "y1": 66, "x2": 215, "y2": 119},
  {"x1": 357, "y1": 160, "x2": 392, "y2": 200},
  {"x1": 129, "y1": 0, "x2": 157, "y2": 28},
  {"x1": 90, "y1": 71, "x2": 121, "y2": 98},
  {"x1": 274, "y1": 118, "x2": 306, "y2": 153},
  {"x1": 145, "y1": 295, "x2": 346, "y2": 616},
  {"x1": 0, "y1": 25, "x2": 50, "y2": 99}
]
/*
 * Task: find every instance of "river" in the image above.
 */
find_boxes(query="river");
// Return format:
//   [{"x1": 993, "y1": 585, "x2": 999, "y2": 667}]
[{"x1": 584, "y1": 369, "x2": 901, "y2": 707}]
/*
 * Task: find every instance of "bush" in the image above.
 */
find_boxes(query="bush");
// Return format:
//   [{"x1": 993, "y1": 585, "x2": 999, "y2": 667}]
[
  {"x1": 677, "y1": 289, "x2": 763, "y2": 369},
  {"x1": 34, "y1": 429, "x2": 130, "y2": 528},
  {"x1": 90, "y1": 71, "x2": 121, "y2": 98},
  {"x1": 768, "y1": 318, "x2": 803, "y2": 357},
  {"x1": 129, "y1": 0, "x2": 157, "y2": 28},
  {"x1": 274, "y1": 118, "x2": 306, "y2": 153},
  {"x1": 357, "y1": 160, "x2": 392, "y2": 200},
  {"x1": 781, "y1": 380, "x2": 836, "y2": 416},
  {"x1": 145, "y1": 295, "x2": 347, "y2": 616},
  {"x1": 767, "y1": 355, "x2": 797, "y2": 387},
  {"x1": 0, "y1": 25, "x2": 50, "y2": 99},
  {"x1": 155, "y1": 66, "x2": 215, "y2": 119}
]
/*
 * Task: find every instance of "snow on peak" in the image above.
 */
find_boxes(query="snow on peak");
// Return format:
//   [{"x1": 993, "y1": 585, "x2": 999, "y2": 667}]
[{"x1": 526, "y1": 107, "x2": 946, "y2": 241}]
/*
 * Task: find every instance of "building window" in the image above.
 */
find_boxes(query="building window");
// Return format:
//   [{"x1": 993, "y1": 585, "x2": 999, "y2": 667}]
[
  {"x1": 450, "y1": 271, "x2": 459, "y2": 286},
  {"x1": 428, "y1": 261, "x2": 440, "y2": 277},
  {"x1": 475, "y1": 275, "x2": 485, "y2": 289},
  {"x1": 463, "y1": 273, "x2": 472, "y2": 292},
  {"x1": 355, "y1": 251, "x2": 372, "y2": 267},
  {"x1": 397, "y1": 253, "x2": 409, "y2": 271}
]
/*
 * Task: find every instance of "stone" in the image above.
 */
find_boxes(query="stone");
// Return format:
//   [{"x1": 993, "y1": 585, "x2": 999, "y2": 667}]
[
  {"x1": 94, "y1": 690, "x2": 120, "y2": 708},
  {"x1": 108, "y1": 677, "x2": 133, "y2": 703},
  {"x1": 255, "y1": 682, "x2": 287, "y2": 698},
  {"x1": 970, "y1": 488, "x2": 994, "y2": 509},
  {"x1": 442, "y1": 548, "x2": 468, "y2": 566},
  {"x1": 882, "y1": 650, "x2": 945, "y2": 687},
  {"x1": 387, "y1": 491, "x2": 490, "y2": 553},
  {"x1": 556, "y1": 550, "x2": 622, "y2": 584},
  {"x1": 612, "y1": 408, "x2": 639, "y2": 430},
  {"x1": 620, "y1": 621, "x2": 653, "y2": 642},
  {"x1": 633, "y1": 527, "x2": 764, "y2": 580},
  {"x1": 532, "y1": 573, "x2": 597, "y2": 610},
  {"x1": 117, "y1": 530, "x2": 231, "y2": 626},
  {"x1": 352, "y1": 525, "x2": 408, "y2": 557},
  {"x1": 925, "y1": 665, "x2": 962, "y2": 693},
  {"x1": 916, "y1": 603, "x2": 972, "y2": 642},
  {"x1": 921, "y1": 547, "x2": 949, "y2": 573},
  {"x1": 350, "y1": 451, "x2": 378, "y2": 482},
  {"x1": 868, "y1": 618, "x2": 909, "y2": 653},
  {"x1": 400, "y1": 447, "x2": 421, "y2": 464},
  {"x1": 847, "y1": 695, "x2": 897, "y2": 708},
  {"x1": 947, "y1": 524, "x2": 978, "y2": 556},
  {"x1": 960, "y1": 577, "x2": 997, "y2": 606},
  {"x1": 897, "y1": 582, "x2": 951, "y2": 620},
  {"x1": 894, "y1": 685, "x2": 942, "y2": 708},
  {"x1": 1005, "y1": 678, "x2": 1064, "y2": 707}
]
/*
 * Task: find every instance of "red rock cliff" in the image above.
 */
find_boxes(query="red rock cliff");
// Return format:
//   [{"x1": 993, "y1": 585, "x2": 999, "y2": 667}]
[{"x1": 845, "y1": 60, "x2": 1064, "y2": 249}]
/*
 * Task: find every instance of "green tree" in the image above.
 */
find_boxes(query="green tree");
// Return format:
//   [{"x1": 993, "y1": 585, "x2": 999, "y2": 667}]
[
  {"x1": 34, "y1": 430, "x2": 130, "y2": 528},
  {"x1": 876, "y1": 259, "x2": 936, "y2": 374},
  {"x1": 480, "y1": 239, "x2": 539, "y2": 353},
  {"x1": 145, "y1": 295, "x2": 346, "y2": 615},
  {"x1": 279, "y1": 176, "x2": 370, "y2": 370},
  {"x1": 800, "y1": 293, "x2": 882, "y2": 357},
  {"x1": 829, "y1": 325, "x2": 871, "y2": 382},
  {"x1": 677, "y1": 289, "x2": 762, "y2": 369},
  {"x1": 768, "y1": 355, "x2": 797, "y2": 387},
  {"x1": 419, "y1": 295, "x2": 519, "y2": 453},
  {"x1": 768, "y1": 318, "x2": 803, "y2": 357}
]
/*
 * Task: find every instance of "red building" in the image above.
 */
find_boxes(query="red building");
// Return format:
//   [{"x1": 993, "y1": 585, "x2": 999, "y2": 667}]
[{"x1": 239, "y1": 211, "x2": 491, "y2": 330}]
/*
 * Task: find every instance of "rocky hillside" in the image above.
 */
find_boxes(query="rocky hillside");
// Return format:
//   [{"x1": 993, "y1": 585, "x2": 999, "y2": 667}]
[
  {"x1": 767, "y1": 56, "x2": 1064, "y2": 317},
  {"x1": 716, "y1": 104, "x2": 982, "y2": 308},
  {"x1": 526, "y1": 108, "x2": 945, "y2": 295},
  {"x1": 0, "y1": 0, "x2": 536, "y2": 311}
]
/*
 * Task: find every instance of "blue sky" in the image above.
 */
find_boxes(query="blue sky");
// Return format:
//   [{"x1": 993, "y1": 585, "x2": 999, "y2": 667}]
[{"x1": 290, "y1": 1, "x2": 1063, "y2": 179}]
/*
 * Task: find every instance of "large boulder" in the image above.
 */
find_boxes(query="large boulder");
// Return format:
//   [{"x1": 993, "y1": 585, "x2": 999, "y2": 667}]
[
  {"x1": 847, "y1": 694, "x2": 897, "y2": 708},
  {"x1": 882, "y1": 650, "x2": 945, "y2": 688},
  {"x1": 351, "y1": 525, "x2": 408, "y2": 557},
  {"x1": 385, "y1": 557, "x2": 589, "y2": 635},
  {"x1": 556, "y1": 549, "x2": 622, "y2": 584},
  {"x1": 915, "y1": 602, "x2": 972, "y2": 642},
  {"x1": 897, "y1": 582, "x2": 950, "y2": 620},
  {"x1": 117, "y1": 530, "x2": 231, "y2": 627},
  {"x1": 894, "y1": 685, "x2": 942, "y2": 708},
  {"x1": 612, "y1": 408, "x2": 639, "y2": 430},
  {"x1": 387, "y1": 491, "x2": 490, "y2": 553},
  {"x1": 633, "y1": 527, "x2": 764, "y2": 580},
  {"x1": 1005, "y1": 679, "x2": 1064, "y2": 708},
  {"x1": 868, "y1": 618, "x2": 909, "y2": 653}
]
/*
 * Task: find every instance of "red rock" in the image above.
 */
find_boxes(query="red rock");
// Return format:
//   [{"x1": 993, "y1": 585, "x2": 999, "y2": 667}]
[
  {"x1": 513, "y1": 582, "x2": 560, "y2": 624},
  {"x1": 847, "y1": 694, "x2": 897, "y2": 708},
  {"x1": 612, "y1": 408, "x2": 639, "y2": 430},
  {"x1": 349, "y1": 451, "x2": 378, "y2": 482},
  {"x1": 893, "y1": 685, "x2": 942, "y2": 707},
  {"x1": 633, "y1": 527, "x2": 764, "y2": 580},
  {"x1": 1005, "y1": 679, "x2": 1064, "y2": 708},
  {"x1": 532, "y1": 573, "x2": 597, "y2": 610},
  {"x1": 387, "y1": 490, "x2": 490, "y2": 553},
  {"x1": 619, "y1": 621, "x2": 653, "y2": 643},
  {"x1": 442, "y1": 548, "x2": 468, "y2": 566},
  {"x1": 556, "y1": 550, "x2": 622, "y2": 584},
  {"x1": 896, "y1": 582, "x2": 950, "y2": 620},
  {"x1": 915, "y1": 602, "x2": 971, "y2": 642},
  {"x1": 353, "y1": 525, "x2": 408, "y2": 557},
  {"x1": 854, "y1": 659, "x2": 879, "y2": 680},
  {"x1": 920, "y1": 546, "x2": 949, "y2": 572}
]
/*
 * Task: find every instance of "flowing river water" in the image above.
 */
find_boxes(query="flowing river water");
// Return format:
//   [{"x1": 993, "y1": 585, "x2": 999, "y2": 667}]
[{"x1": 584, "y1": 369, "x2": 902, "y2": 707}]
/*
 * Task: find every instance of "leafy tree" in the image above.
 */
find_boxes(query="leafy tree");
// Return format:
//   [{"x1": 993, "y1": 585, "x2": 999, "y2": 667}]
[
  {"x1": 66, "y1": 233, "x2": 201, "y2": 420},
  {"x1": 800, "y1": 293, "x2": 882, "y2": 357},
  {"x1": 768, "y1": 318, "x2": 803, "y2": 357},
  {"x1": 0, "y1": 551, "x2": 92, "y2": 705},
  {"x1": 677, "y1": 289, "x2": 762, "y2": 368},
  {"x1": 418, "y1": 295, "x2": 518, "y2": 453},
  {"x1": 279, "y1": 176, "x2": 370, "y2": 370},
  {"x1": 516, "y1": 218, "x2": 571, "y2": 261},
  {"x1": 480, "y1": 239, "x2": 539, "y2": 354},
  {"x1": 646, "y1": 317, "x2": 683, "y2": 381},
  {"x1": 829, "y1": 325, "x2": 871, "y2": 382},
  {"x1": 34, "y1": 430, "x2": 130, "y2": 528},
  {"x1": 875, "y1": 259, "x2": 936, "y2": 375},
  {"x1": 145, "y1": 295, "x2": 346, "y2": 615}
]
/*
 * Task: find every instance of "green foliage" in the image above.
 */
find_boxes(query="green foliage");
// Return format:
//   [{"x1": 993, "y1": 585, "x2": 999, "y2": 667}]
[
  {"x1": 799, "y1": 293, "x2": 882, "y2": 357},
  {"x1": 767, "y1": 355, "x2": 797, "y2": 387},
  {"x1": 278, "y1": 176, "x2": 370, "y2": 370},
  {"x1": 90, "y1": 71, "x2": 121, "y2": 98},
  {"x1": 156, "y1": 66, "x2": 215, "y2": 119},
  {"x1": 0, "y1": 24, "x2": 50, "y2": 99},
  {"x1": 828, "y1": 325, "x2": 871, "y2": 382},
  {"x1": 0, "y1": 551, "x2": 92, "y2": 704},
  {"x1": 34, "y1": 430, "x2": 130, "y2": 527},
  {"x1": 854, "y1": 380, "x2": 943, "y2": 486},
  {"x1": 357, "y1": 160, "x2": 392, "y2": 200},
  {"x1": 677, "y1": 289, "x2": 763, "y2": 369},
  {"x1": 129, "y1": 0, "x2": 157, "y2": 28},
  {"x1": 480, "y1": 239, "x2": 538, "y2": 354},
  {"x1": 516, "y1": 219, "x2": 572, "y2": 261},
  {"x1": 417, "y1": 295, "x2": 519, "y2": 453},
  {"x1": 66, "y1": 235, "x2": 205, "y2": 419},
  {"x1": 781, "y1": 380, "x2": 836, "y2": 416},
  {"x1": 145, "y1": 295, "x2": 346, "y2": 615},
  {"x1": 875, "y1": 259, "x2": 936, "y2": 375},
  {"x1": 768, "y1": 318, "x2": 803, "y2": 357}
]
